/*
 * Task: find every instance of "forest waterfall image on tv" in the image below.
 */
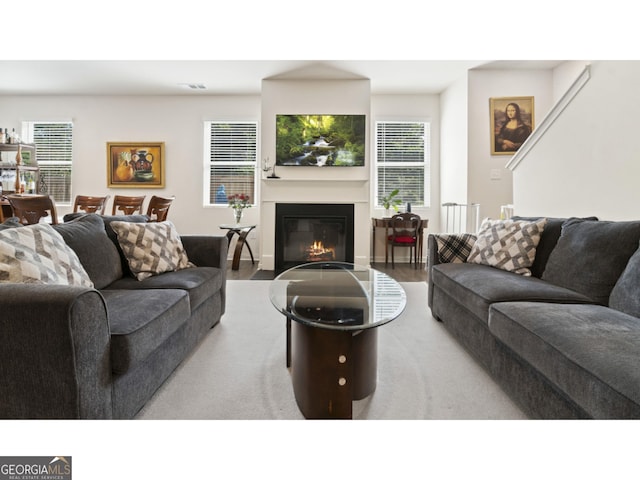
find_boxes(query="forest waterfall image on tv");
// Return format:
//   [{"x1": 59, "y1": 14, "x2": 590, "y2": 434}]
[{"x1": 276, "y1": 114, "x2": 366, "y2": 167}]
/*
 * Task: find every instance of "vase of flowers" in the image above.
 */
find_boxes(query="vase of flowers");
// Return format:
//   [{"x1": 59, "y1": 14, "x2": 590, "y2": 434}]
[{"x1": 228, "y1": 193, "x2": 251, "y2": 224}]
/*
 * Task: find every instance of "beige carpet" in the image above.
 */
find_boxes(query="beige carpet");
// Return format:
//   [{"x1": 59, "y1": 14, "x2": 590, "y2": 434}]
[{"x1": 136, "y1": 280, "x2": 526, "y2": 420}]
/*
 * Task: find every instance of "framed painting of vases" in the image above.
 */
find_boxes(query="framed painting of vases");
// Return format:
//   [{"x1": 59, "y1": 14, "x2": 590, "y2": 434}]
[
  {"x1": 490, "y1": 97, "x2": 534, "y2": 155},
  {"x1": 107, "y1": 142, "x2": 165, "y2": 188}
]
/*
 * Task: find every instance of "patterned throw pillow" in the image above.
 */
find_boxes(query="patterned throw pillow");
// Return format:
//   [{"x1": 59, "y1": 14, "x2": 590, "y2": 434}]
[
  {"x1": 467, "y1": 218, "x2": 547, "y2": 276},
  {"x1": 434, "y1": 233, "x2": 477, "y2": 263},
  {"x1": 0, "y1": 223, "x2": 94, "y2": 287},
  {"x1": 109, "y1": 220, "x2": 193, "y2": 281}
]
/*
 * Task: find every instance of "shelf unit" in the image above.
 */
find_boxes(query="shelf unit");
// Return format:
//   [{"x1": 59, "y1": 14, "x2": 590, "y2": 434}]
[{"x1": 0, "y1": 143, "x2": 39, "y2": 195}]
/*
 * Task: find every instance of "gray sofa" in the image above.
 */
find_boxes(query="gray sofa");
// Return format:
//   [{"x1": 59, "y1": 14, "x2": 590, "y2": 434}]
[
  {"x1": 428, "y1": 217, "x2": 640, "y2": 419},
  {"x1": 0, "y1": 213, "x2": 227, "y2": 419}
]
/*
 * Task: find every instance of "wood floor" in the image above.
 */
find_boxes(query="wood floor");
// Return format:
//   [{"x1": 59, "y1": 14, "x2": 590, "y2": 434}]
[{"x1": 226, "y1": 260, "x2": 428, "y2": 282}]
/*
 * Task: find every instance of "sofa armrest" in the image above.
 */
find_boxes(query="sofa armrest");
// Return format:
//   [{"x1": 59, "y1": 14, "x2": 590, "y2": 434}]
[
  {"x1": 0, "y1": 285, "x2": 113, "y2": 419},
  {"x1": 427, "y1": 234, "x2": 440, "y2": 309},
  {"x1": 181, "y1": 235, "x2": 228, "y2": 269},
  {"x1": 181, "y1": 235, "x2": 229, "y2": 314},
  {"x1": 427, "y1": 233, "x2": 477, "y2": 309}
]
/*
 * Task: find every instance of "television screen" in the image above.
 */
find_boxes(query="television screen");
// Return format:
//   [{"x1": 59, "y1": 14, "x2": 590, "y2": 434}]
[{"x1": 276, "y1": 114, "x2": 366, "y2": 167}]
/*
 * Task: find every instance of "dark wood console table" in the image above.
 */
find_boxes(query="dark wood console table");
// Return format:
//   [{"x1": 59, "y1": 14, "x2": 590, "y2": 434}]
[{"x1": 371, "y1": 217, "x2": 428, "y2": 265}]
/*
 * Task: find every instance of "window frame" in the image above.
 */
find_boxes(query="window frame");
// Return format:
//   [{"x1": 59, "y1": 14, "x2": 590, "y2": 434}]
[
  {"x1": 203, "y1": 120, "x2": 259, "y2": 207},
  {"x1": 374, "y1": 120, "x2": 430, "y2": 209},
  {"x1": 22, "y1": 120, "x2": 74, "y2": 206}
]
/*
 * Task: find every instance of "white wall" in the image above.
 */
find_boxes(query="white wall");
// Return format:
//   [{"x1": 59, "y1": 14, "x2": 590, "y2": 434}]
[
  {"x1": 439, "y1": 76, "x2": 468, "y2": 231},
  {"x1": 259, "y1": 79, "x2": 371, "y2": 270},
  {"x1": 370, "y1": 94, "x2": 440, "y2": 261},
  {"x1": 1, "y1": 84, "x2": 442, "y2": 267},
  {"x1": 512, "y1": 60, "x2": 640, "y2": 220},
  {"x1": 467, "y1": 69, "x2": 555, "y2": 221},
  {"x1": 0, "y1": 94, "x2": 261, "y2": 237}
]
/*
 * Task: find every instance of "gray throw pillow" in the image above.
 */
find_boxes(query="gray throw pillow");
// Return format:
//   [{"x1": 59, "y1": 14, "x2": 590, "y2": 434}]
[
  {"x1": 467, "y1": 218, "x2": 547, "y2": 276},
  {"x1": 99, "y1": 214, "x2": 150, "y2": 277},
  {"x1": 109, "y1": 220, "x2": 193, "y2": 281},
  {"x1": 0, "y1": 223, "x2": 93, "y2": 287},
  {"x1": 53, "y1": 214, "x2": 123, "y2": 289},
  {"x1": 542, "y1": 219, "x2": 640, "y2": 305},
  {"x1": 609, "y1": 244, "x2": 640, "y2": 317}
]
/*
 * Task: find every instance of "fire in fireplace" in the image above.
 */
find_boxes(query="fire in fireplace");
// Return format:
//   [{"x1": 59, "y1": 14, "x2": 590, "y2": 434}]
[
  {"x1": 306, "y1": 240, "x2": 335, "y2": 262},
  {"x1": 275, "y1": 203, "x2": 354, "y2": 273}
]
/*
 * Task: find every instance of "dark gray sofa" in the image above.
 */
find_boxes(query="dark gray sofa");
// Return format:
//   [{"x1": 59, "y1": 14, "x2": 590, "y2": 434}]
[
  {"x1": 428, "y1": 217, "x2": 640, "y2": 419},
  {"x1": 0, "y1": 213, "x2": 227, "y2": 419}
]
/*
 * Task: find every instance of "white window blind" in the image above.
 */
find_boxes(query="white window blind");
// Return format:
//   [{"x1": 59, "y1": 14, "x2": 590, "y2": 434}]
[
  {"x1": 375, "y1": 121, "x2": 430, "y2": 208},
  {"x1": 24, "y1": 122, "x2": 73, "y2": 204},
  {"x1": 205, "y1": 121, "x2": 257, "y2": 205}
]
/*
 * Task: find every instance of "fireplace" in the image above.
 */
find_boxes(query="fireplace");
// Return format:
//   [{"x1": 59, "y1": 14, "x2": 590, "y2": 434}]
[{"x1": 275, "y1": 203, "x2": 354, "y2": 273}]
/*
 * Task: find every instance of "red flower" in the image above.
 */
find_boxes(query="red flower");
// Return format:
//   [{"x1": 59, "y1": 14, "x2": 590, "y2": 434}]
[{"x1": 228, "y1": 193, "x2": 252, "y2": 210}]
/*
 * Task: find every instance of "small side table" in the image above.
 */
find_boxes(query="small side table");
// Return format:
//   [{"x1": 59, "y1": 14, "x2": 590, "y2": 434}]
[{"x1": 219, "y1": 224, "x2": 256, "y2": 270}]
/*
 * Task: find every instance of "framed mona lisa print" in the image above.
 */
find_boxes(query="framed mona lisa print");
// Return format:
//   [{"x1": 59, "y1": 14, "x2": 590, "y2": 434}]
[{"x1": 490, "y1": 96, "x2": 534, "y2": 155}]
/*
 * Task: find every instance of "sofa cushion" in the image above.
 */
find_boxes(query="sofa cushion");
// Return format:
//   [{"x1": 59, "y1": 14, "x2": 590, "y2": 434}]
[
  {"x1": 105, "y1": 266, "x2": 222, "y2": 312},
  {"x1": 489, "y1": 301, "x2": 640, "y2": 418},
  {"x1": 609, "y1": 244, "x2": 640, "y2": 317},
  {"x1": 0, "y1": 217, "x2": 22, "y2": 230},
  {"x1": 434, "y1": 233, "x2": 477, "y2": 263},
  {"x1": 511, "y1": 216, "x2": 598, "y2": 278},
  {"x1": 541, "y1": 219, "x2": 640, "y2": 305},
  {"x1": 102, "y1": 288, "x2": 190, "y2": 374},
  {"x1": 467, "y1": 218, "x2": 547, "y2": 276},
  {"x1": 0, "y1": 223, "x2": 93, "y2": 287},
  {"x1": 431, "y1": 263, "x2": 593, "y2": 325},
  {"x1": 110, "y1": 220, "x2": 193, "y2": 281},
  {"x1": 100, "y1": 214, "x2": 150, "y2": 277},
  {"x1": 53, "y1": 214, "x2": 123, "y2": 289}
]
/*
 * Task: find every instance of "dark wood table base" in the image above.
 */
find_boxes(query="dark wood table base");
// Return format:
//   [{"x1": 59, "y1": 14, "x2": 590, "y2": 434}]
[
  {"x1": 289, "y1": 321, "x2": 378, "y2": 419},
  {"x1": 219, "y1": 225, "x2": 256, "y2": 270}
]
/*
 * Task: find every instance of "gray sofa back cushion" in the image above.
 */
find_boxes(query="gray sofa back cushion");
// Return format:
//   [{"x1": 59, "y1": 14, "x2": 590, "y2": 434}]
[
  {"x1": 541, "y1": 219, "x2": 640, "y2": 305},
  {"x1": 64, "y1": 213, "x2": 151, "y2": 279},
  {"x1": 609, "y1": 244, "x2": 640, "y2": 317},
  {"x1": 0, "y1": 217, "x2": 22, "y2": 230},
  {"x1": 512, "y1": 216, "x2": 598, "y2": 278},
  {"x1": 53, "y1": 214, "x2": 123, "y2": 289}
]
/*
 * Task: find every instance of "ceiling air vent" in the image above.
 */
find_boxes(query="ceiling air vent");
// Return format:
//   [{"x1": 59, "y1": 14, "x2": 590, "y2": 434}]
[{"x1": 179, "y1": 83, "x2": 207, "y2": 90}]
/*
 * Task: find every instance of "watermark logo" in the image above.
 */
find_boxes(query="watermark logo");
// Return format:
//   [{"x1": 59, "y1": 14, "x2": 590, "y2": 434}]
[{"x1": 0, "y1": 456, "x2": 71, "y2": 480}]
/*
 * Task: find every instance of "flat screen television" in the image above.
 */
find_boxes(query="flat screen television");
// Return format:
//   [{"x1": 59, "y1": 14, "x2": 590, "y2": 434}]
[{"x1": 275, "y1": 114, "x2": 365, "y2": 167}]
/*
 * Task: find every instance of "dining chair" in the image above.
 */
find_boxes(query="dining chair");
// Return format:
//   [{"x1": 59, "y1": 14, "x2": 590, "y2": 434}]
[
  {"x1": 145, "y1": 195, "x2": 175, "y2": 222},
  {"x1": 72, "y1": 194, "x2": 110, "y2": 215},
  {"x1": 388, "y1": 212, "x2": 421, "y2": 269},
  {"x1": 7, "y1": 194, "x2": 59, "y2": 225},
  {"x1": 111, "y1": 195, "x2": 146, "y2": 215}
]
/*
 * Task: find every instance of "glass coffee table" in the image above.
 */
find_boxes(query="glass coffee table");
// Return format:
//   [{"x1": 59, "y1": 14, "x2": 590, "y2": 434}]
[{"x1": 269, "y1": 262, "x2": 406, "y2": 419}]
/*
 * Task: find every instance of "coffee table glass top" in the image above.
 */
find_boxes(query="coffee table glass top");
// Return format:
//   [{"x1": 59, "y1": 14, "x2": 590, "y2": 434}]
[{"x1": 269, "y1": 262, "x2": 407, "y2": 331}]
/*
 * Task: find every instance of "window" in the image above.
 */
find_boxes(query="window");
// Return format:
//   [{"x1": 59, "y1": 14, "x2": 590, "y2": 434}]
[
  {"x1": 205, "y1": 121, "x2": 258, "y2": 206},
  {"x1": 23, "y1": 121, "x2": 73, "y2": 204},
  {"x1": 375, "y1": 121, "x2": 430, "y2": 208}
]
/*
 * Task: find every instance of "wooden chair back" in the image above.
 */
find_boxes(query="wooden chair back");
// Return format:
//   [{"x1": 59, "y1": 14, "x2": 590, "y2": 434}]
[
  {"x1": 390, "y1": 213, "x2": 421, "y2": 242},
  {"x1": 73, "y1": 195, "x2": 110, "y2": 215},
  {"x1": 146, "y1": 195, "x2": 175, "y2": 222},
  {"x1": 7, "y1": 194, "x2": 59, "y2": 225},
  {"x1": 112, "y1": 195, "x2": 146, "y2": 215},
  {"x1": 388, "y1": 212, "x2": 421, "y2": 268}
]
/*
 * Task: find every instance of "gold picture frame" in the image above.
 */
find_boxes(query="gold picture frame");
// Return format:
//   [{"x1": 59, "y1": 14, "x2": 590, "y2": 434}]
[
  {"x1": 107, "y1": 142, "x2": 165, "y2": 188},
  {"x1": 490, "y1": 97, "x2": 534, "y2": 155}
]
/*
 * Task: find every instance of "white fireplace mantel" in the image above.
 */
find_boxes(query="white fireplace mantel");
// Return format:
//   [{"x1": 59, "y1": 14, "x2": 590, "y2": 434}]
[{"x1": 259, "y1": 177, "x2": 371, "y2": 271}]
